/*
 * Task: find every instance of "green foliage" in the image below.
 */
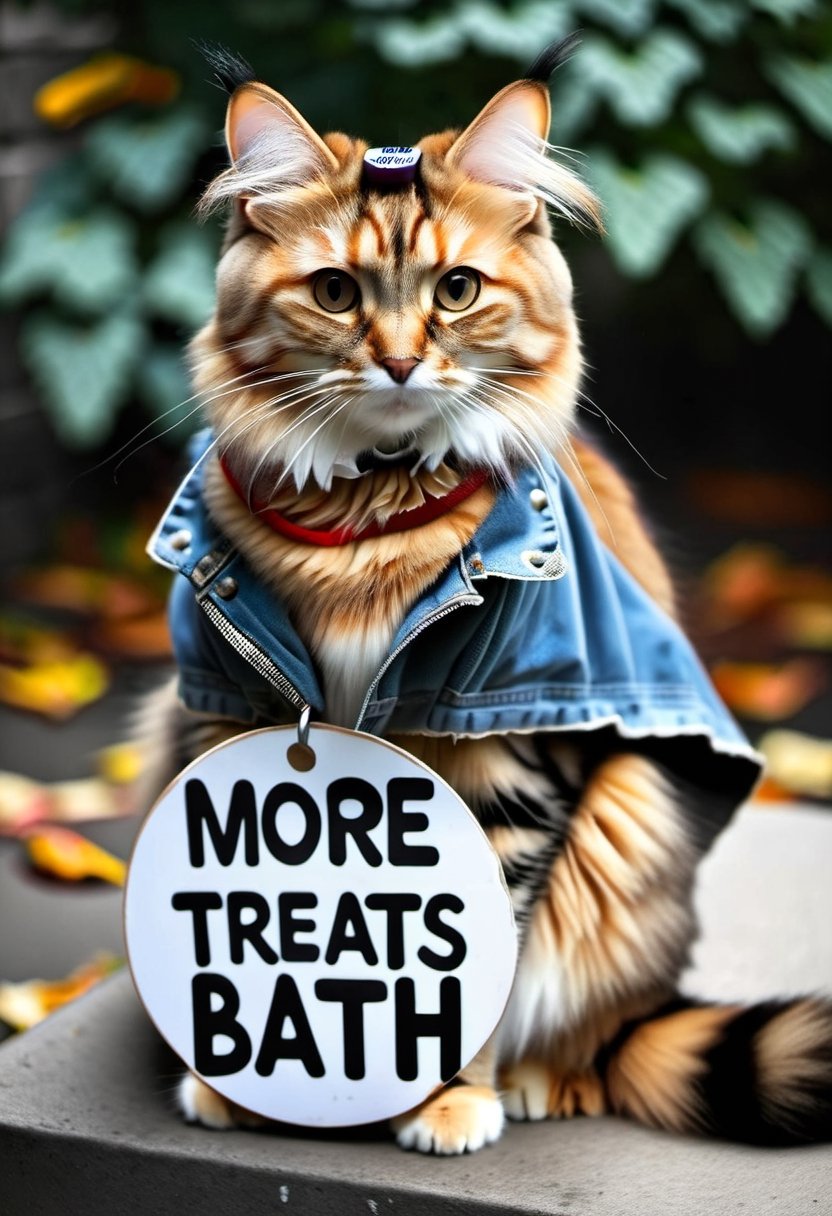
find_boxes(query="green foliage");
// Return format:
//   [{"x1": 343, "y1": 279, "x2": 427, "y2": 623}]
[
  {"x1": 765, "y1": 54, "x2": 832, "y2": 139},
  {"x1": 85, "y1": 107, "x2": 209, "y2": 213},
  {"x1": 135, "y1": 345, "x2": 198, "y2": 436},
  {"x1": 580, "y1": 29, "x2": 702, "y2": 126},
  {"x1": 21, "y1": 311, "x2": 143, "y2": 445},
  {"x1": 368, "y1": 0, "x2": 573, "y2": 67},
  {"x1": 0, "y1": 205, "x2": 137, "y2": 313},
  {"x1": 588, "y1": 151, "x2": 708, "y2": 277},
  {"x1": 1, "y1": 0, "x2": 830, "y2": 447},
  {"x1": 664, "y1": 0, "x2": 746, "y2": 43},
  {"x1": 805, "y1": 249, "x2": 832, "y2": 326},
  {"x1": 693, "y1": 201, "x2": 812, "y2": 337},
  {"x1": 143, "y1": 224, "x2": 218, "y2": 328},
  {"x1": 574, "y1": 0, "x2": 656, "y2": 39},
  {"x1": 686, "y1": 96, "x2": 795, "y2": 164}
]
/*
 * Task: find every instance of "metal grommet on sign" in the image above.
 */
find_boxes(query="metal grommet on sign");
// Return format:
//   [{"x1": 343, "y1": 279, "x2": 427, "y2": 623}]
[
  {"x1": 215, "y1": 576, "x2": 238, "y2": 600},
  {"x1": 287, "y1": 704, "x2": 316, "y2": 772},
  {"x1": 529, "y1": 489, "x2": 548, "y2": 511},
  {"x1": 169, "y1": 529, "x2": 192, "y2": 551}
]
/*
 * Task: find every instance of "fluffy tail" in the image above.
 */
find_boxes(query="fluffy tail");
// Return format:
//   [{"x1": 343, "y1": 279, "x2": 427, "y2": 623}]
[{"x1": 602, "y1": 996, "x2": 832, "y2": 1145}]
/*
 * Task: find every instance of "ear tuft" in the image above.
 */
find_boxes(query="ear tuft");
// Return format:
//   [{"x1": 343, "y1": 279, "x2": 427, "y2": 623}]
[
  {"x1": 449, "y1": 79, "x2": 602, "y2": 231},
  {"x1": 525, "y1": 31, "x2": 582, "y2": 84},
  {"x1": 195, "y1": 41, "x2": 256, "y2": 95},
  {"x1": 199, "y1": 83, "x2": 338, "y2": 216}
]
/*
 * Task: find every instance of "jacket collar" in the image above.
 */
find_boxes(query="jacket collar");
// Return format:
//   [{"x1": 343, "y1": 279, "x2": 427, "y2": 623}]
[{"x1": 148, "y1": 430, "x2": 568, "y2": 585}]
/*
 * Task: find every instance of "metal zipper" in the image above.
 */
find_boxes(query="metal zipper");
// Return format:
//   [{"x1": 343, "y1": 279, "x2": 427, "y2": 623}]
[
  {"x1": 198, "y1": 594, "x2": 309, "y2": 714},
  {"x1": 354, "y1": 591, "x2": 483, "y2": 729}
]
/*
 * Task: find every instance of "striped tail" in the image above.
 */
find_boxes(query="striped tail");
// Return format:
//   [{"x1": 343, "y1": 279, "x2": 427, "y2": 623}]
[{"x1": 603, "y1": 996, "x2": 832, "y2": 1146}]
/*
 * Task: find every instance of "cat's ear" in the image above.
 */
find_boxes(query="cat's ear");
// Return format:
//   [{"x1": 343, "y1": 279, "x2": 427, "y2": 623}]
[
  {"x1": 447, "y1": 71, "x2": 601, "y2": 229},
  {"x1": 225, "y1": 83, "x2": 338, "y2": 180},
  {"x1": 200, "y1": 82, "x2": 337, "y2": 215}
]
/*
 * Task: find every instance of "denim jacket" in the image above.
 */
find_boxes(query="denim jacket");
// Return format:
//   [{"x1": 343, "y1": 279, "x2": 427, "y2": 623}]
[{"x1": 149, "y1": 431, "x2": 761, "y2": 809}]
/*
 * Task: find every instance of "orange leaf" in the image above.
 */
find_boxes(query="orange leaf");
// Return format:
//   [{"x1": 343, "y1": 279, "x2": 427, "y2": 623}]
[
  {"x1": 711, "y1": 658, "x2": 826, "y2": 720},
  {"x1": 34, "y1": 54, "x2": 179, "y2": 128},
  {"x1": 0, "y1": 955, "x2": 122, "y2": 1031}
]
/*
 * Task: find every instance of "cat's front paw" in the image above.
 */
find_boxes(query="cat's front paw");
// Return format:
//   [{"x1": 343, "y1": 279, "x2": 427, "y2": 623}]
[
  {"x1": 177, "y1": 1072, "x2": 265, "y2": 1130},
  {"x1": 392, "y1": 1084, "x2": 505, "y2": 1155},
  {"x1": 501, "y1": 1060, "x2": 605, "y2": 1121}
]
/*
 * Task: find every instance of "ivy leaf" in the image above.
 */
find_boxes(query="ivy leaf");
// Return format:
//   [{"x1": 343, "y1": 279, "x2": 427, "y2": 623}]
[
  {"x1": 573, "y1": 0, "x2": 656, "y2": 39},
  {"x1": 589, "y1": 151, "x2": 709, "y2": 277},
  {"x1": 143, "y1": 223, "x2": 218, "y2": 329},
  {"x1": 805, "y1": 249, "x2": 832, "y2": 327},
  {"x1": 28, "y1": 156, "x2": 97, "y2": 214},
  {"x1": 459, "y1": 0, "x2": 574, "y2": 61},
  {"x1": 693, "y1": 202, "x2": 812, "y2": 338},
  {"x1": 0, "y1": 206, "x2": 136, "y2": 314},
  {"x1": 765, "y1": 55, "x2": 832, "y2": 139},
  {"x1": 751, "y1": 0, "x2": 819, "y2": 24},
  {"x1": 368, "y1": 0, "x2": 574, "y2": 67},
  {"x1": 370, "y1": 12, "x2": 466, "y2": 66},
  {"x1": 20, "y1": 311, "x2": 144, "y2": 446},
  {"x1": 665, "y1": 0, "x2": 746, "y2": 42},
  {"x1": 136, "y1": 346, "x2": 200, "y2": 442},
  {"x1": 687, "y1": 96, "x2": 796, "y2": 163},
  {"x1": 581, "y1": 30, "x2": 703, "y2": 127},
  {"x1": 85, "y1": 106, "x2": 209, "y2": 214}
]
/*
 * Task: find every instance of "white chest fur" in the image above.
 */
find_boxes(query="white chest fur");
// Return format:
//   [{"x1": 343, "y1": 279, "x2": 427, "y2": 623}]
[{"x1": 315, "y1": 620, "x2": 396, "y2": 728}]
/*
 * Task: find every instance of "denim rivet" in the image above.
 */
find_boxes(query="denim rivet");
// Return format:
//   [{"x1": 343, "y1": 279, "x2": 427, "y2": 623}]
[
  {"x1": 215, "y1": 576, "x2": 238, "y2": 600},
  {"x1": 169, "y1": 529, "x2": 192, "y2": 551}
]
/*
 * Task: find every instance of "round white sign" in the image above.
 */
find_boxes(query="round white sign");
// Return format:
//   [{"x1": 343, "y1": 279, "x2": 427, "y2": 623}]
[{"x1": 124, "y1": 725, "x2": 517, "y2": 1127}]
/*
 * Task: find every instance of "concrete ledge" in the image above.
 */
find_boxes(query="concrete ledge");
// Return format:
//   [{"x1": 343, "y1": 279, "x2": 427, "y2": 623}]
[{"x1": 2, "y1": 805, "x2": 831, "y2": 1216}]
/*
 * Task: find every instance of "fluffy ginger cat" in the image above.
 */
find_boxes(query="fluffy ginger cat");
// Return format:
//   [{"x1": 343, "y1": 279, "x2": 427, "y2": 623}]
[{"x1": 138, "y1": 40, "x2": 832, "y2": 1154}]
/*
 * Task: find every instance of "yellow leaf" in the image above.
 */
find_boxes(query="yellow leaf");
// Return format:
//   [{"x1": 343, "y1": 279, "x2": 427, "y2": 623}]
[
  {"x1": 35, "y1": 53, "x2": 179, "y2": 129},
  {"x1": 25, "y1": 826, "x2": 126, "y2": 886}
]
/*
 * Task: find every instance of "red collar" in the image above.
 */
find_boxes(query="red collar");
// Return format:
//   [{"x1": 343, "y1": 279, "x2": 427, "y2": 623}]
[{"x1": 219, "y1": 454, "x2": 490, "y2": 547}]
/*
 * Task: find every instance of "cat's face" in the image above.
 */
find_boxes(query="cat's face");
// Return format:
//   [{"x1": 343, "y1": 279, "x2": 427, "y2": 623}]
[{"x1": 192, "y1": 77, "x2": 599, "y2": 493}]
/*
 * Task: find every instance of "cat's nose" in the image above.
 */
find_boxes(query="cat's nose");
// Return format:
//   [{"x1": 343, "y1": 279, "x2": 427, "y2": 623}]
[{"x1": 380, "y1": 357, "x2": 419, "y2": 384}]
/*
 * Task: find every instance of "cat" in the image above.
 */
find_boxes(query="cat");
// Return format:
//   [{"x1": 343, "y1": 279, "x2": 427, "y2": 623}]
[{"x1": 137, "y1": 38, "x2": 832, "y2": 1154}]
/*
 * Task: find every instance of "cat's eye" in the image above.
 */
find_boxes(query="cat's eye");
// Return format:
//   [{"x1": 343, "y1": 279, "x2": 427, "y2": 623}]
[
  {"x1": 434, "y1": 267, "x2": 481, "y2": 312},
  {"x1": 312, "y1": 269, "x2": 360, "y2": 313}
]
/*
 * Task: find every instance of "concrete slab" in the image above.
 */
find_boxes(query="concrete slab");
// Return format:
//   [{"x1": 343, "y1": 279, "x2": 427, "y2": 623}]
[{"x1": 1, "y1": 805, "x2": 831, "y2": 1216}]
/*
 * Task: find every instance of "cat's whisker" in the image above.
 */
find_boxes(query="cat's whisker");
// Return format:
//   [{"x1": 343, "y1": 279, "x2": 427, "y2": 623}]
[
  {"x1": 461, "y1": 365, "x2": 544, "y2": 379},
  {"x1": 467, "y1": 376, "x2": 615, "y2": 540},
  {"x1": 574, "y1": 399, "x2": 666, "y2": 480},
  {"x1": 273, "y1": 394, "x2": 354, "y2": 493},
  {"x1": 83, "y1": 364, "x2": 276, "y2": 481},
  {"x1": 242, "y1": 387, "x2": 347, "y2": 504},
  {"x1": 108, "y1": 369, "x2": 333, "y2": 478}
]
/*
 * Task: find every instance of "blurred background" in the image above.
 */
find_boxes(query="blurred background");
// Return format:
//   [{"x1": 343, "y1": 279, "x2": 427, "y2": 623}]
[{"x1": 0, "y1": 0, "x2": 829, "y2": 1032}]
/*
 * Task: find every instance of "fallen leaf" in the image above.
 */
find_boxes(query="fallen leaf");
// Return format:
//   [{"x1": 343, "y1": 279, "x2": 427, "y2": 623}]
[
  {"x1": 689, "y1": 471, "x2": 832, "y2": 527},
  {"x1": 711, "y1": 657, "x2": 826, "y2": 719},
  {"x1": 0, "y1": 772, "x2": 129, "y2": 836},
  {"x1": 0, "y1": 954, "x2": 122, "y2": 1031},
  {"x1": 89, "y1": 609, "x2": 172, "y2": 660},
  {"x1": 0, "y1": 654, "x2": 109, "y2": 719},
  {"x1": 776, "y1": 601, "x2": 832, "y2": 650},
  {"x1": 749, "y1": 774, "x2": 796, "y2": 804},
  {"x1": 0, "y1": 773, "x2": 52, "y2": 834},
  {"x1": 25, "y1": 826, "x2": 126, "y2": 886},
  {"x1": 758, "y1": 730, "x2": 832, "y2": 800},
  {"x1": 12, "y1": 566, "x2": 157, "y2": 620}
]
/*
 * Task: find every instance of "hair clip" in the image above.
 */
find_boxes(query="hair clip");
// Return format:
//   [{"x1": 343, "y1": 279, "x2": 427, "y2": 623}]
[{"x1": 362, "y1": 146, "x2": 421, "y2": 187}]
